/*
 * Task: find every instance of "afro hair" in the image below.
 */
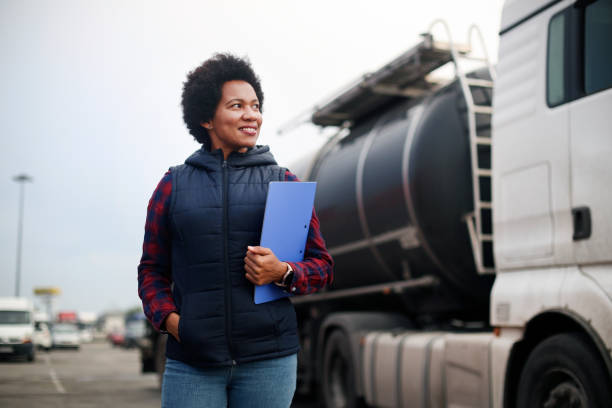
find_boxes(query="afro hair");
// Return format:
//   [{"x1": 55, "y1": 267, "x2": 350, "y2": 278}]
[{"x1": 181, "y1": 53, "x2": 264, "y2": 147}]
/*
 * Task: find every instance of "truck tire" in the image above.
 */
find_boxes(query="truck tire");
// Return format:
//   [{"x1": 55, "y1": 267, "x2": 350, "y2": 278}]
[
  {"x1": 155, "y1": 334, "x2": 167, "y2": 389},
  {"x1": 322, "y1": 330, "x2": 364, "y2": 408},
  {"x1": 516, "y1": 332, "x2": 612, "y2": 408}
]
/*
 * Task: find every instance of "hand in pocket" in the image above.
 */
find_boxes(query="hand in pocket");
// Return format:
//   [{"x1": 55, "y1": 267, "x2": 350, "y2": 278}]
[{"x1": 165, "y1": 312, "x2": 181, "y2": 342}]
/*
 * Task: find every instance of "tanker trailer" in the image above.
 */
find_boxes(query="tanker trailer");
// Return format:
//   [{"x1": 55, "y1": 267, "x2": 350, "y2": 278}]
[
  {"x1": 289, "y1": 5, "x2": 612, "y2": 407},
  {"x1": 306, "y1": 68, "x2": 494, "y2": 319}
]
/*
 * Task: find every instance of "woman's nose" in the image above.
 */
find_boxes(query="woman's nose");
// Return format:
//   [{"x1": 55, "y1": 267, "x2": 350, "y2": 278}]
[{"x1": 243, "y1": 107, "x2": 261, "y2": 121}]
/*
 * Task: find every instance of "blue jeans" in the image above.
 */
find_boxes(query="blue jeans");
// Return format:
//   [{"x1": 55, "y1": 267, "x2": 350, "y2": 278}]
[{"x1": 161, "y1": 354, "x2": 297, "y2": 408}]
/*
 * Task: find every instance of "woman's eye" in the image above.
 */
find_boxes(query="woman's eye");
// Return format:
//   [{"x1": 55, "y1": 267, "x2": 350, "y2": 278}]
[
  {"x1": 253, "y1": 104, "x2": 260, "y2": 111},
  {"x1": 231, "y1": 103, "x2": 241, "y2": 108}
]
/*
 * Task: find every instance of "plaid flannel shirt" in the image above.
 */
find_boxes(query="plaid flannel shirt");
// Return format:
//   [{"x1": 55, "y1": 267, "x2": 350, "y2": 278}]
[{"x1": 137, "y1": 169, "x2": 334, "y2": 331}]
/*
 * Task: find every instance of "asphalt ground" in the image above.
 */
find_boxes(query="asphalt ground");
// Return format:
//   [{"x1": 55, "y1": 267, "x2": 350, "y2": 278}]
[
  {"x1": 0, "y1": 342, "x2": 318, "y2": 407},
  {"x1": 0, "y1": 342, "x2": 159, "y2": 407}
]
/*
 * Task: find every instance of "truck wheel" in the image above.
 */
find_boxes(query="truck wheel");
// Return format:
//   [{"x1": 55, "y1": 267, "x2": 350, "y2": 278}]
[
  {"x1": 516, "y1": 332, "x2": 612, "y2": 408},
  {"x1": 322, "y1": 330, "x2": 363, "y2": 408},
  {"x1": 155, "y1": 334, "x2": 167, "y2": 389}
]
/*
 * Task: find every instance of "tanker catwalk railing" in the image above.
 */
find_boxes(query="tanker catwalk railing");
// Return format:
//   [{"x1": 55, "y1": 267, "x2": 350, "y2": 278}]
[
  {"x1": 427, "y1": 20, "x2": 496, "y2": 274},
  {"x1": 290, "y1": 276, "x2": 439, "y2": 305}
]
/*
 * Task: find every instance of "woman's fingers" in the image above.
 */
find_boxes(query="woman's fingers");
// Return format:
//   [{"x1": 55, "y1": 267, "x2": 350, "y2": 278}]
[
  {"x1": 244, "y1": 263, "x2": 256, "y2": 275},
  {"x1": 245, "y1": 251, "x2": 264, "y2": 266},
  {"x1": 245, "y1": 272, "x2": 257, "y2": 285},
  {"x1": 244, "y1": 264, "x2": 256, "y2": 282},
  {"x1": 244, "y1": 256, "x2": 259, "y2": 273},
  {"x1": 244, "y1": 246, "x2": 283, "y2": 285},
  {"x1": 245, "y1": 265, "x2": 264, "y2": 285},
  {"x1": 247, "y1": 245, "x2": 271, "y2": 256}
]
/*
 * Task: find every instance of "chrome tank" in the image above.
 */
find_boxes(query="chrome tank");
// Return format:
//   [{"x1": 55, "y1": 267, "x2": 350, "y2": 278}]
[{"x1": 306, "y1": 80, "x2": 494, "y2": 314}]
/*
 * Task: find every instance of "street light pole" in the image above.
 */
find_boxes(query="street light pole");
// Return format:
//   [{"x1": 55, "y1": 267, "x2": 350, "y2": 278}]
[{"x1": 13, "y1": 173, "x2": 32, "y2": 297}]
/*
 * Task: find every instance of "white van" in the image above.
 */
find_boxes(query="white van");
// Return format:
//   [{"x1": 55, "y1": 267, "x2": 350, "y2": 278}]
[{"x1": 0, "y1": 297, "x2": 36, "y2": 361}]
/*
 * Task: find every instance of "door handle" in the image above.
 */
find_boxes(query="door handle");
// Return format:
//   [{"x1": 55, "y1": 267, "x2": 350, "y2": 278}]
[{"x1": 572, "y1": 206, "x2": 591, "y2": 241}]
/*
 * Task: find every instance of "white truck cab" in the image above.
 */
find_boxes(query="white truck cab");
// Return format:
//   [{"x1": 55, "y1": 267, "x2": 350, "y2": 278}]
[
  {"x1": 491, "y1": 0, "x2": 612, "y2": 405},
  {"x1": 0, "y1": 297, "x2": 36, "y2": 362}
]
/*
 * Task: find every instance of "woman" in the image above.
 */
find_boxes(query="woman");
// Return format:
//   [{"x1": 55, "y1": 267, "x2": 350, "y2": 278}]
[{"x1": 137, "y1": 53, "x2": 333, "y2": 407}]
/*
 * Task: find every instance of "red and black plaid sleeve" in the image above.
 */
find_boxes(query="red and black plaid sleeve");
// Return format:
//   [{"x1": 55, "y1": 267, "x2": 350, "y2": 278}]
[
  {"x1": 284, "y1": 170, "x2": 334, "y2": 295},
  {"x1": 137, "y1": 171, "x2": 177, "y2": 331}
]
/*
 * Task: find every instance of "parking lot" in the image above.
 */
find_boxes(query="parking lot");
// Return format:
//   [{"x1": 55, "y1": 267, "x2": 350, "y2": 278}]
[
  {"x1": 0, "y1": 342, "x2": 316, "y2": 407},
  {"x1": 0, "y1": 342, "x2": 159, "y2": 407}
]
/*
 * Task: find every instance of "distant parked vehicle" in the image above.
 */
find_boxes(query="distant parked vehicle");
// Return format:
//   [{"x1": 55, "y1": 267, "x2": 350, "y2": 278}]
[
  {"x1": 0, "y1": 297, "x2": 35, "y2": 362},
  {"x1": 33, "y1": 321, "x2": 52, "y2": 351},
  {"x1": 107, "y1": 331, "x2": 125, "y2": 347},
  {"x1": 78, "y1": 324, "x2": 94, "y2": 344},
  {"x1": 51, "y1": 323, "x2": 81, "y2": 350},
  {"x1": 77, "y1": 311, "x2": 98, "y2": 343},
  {"x1": 124, "y1": 313, "x2": 146, "y2": 349}
]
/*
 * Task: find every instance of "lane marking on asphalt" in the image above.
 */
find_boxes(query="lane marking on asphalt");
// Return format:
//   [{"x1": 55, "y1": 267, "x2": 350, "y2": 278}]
[{"x1": 44, "y1": 353, "x2": 66, "y2": 394}]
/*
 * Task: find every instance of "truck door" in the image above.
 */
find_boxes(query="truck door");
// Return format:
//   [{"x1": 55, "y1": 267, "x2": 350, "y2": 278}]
[
  {"x1": 568, "y1": 0, "x2": 612, "y2": 264},
  {"x1": 493, "y1": 0, "x2": 575, "y2": 269}
]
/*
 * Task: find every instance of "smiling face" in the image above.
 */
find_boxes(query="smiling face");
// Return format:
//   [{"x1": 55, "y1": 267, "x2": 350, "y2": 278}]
[{"x1": 202, "y1": 80, "x2": 262, "y2": 158}]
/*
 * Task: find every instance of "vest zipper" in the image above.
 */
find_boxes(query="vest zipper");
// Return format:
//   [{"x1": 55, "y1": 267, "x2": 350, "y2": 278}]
[{"x1": 222, "y1": 159, "x2": 235, "y2": 364}]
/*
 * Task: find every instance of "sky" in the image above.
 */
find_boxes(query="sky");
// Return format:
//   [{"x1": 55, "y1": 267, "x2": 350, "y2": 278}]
[{"x1": 0, "y1": 0, "x2": 504, "y2": 317}]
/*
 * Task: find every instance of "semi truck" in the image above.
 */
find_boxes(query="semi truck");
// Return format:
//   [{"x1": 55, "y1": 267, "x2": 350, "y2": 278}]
[{"x1": 285, "y1": 0, "x2": 612, "y2": 407}]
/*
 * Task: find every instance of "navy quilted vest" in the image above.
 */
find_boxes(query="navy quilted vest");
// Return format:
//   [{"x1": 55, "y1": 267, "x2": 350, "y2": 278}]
[{"x1": 165, "y1": 146, "x2": 299, "y2": 367}]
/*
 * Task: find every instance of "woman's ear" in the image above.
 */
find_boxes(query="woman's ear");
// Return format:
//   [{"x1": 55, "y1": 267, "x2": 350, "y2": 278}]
[{"x1": 200, "y1": 121, "x2": 213, "y2": 130}]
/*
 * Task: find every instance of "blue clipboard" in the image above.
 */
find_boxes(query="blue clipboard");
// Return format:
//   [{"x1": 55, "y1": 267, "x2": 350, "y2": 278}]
[{"x1": 254, "y1": 181, "x2": 317, "y2": 304}]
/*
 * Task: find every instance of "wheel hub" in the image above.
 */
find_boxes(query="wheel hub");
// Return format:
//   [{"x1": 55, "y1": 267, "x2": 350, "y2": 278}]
[{"x1": 543, "y1": 379, "x2": 587, "y2": 408}]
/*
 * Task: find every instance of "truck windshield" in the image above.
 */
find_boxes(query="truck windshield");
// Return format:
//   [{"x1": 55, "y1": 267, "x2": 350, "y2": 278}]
[{"x1": 0, "y1": 310, "x2": 31, "y2": 324}]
